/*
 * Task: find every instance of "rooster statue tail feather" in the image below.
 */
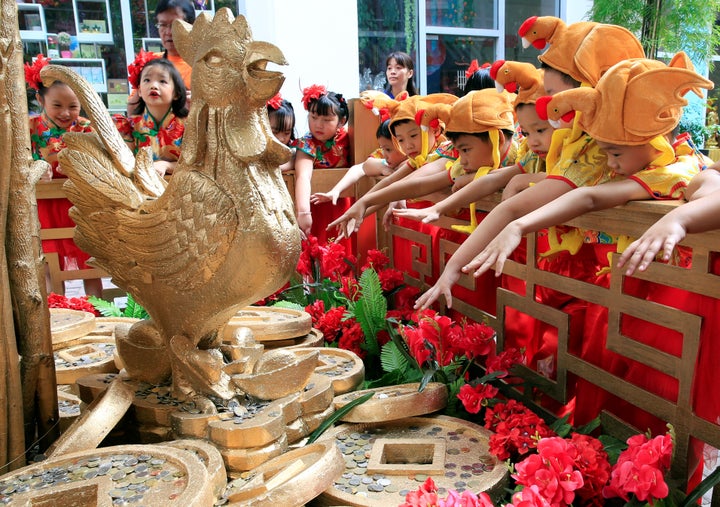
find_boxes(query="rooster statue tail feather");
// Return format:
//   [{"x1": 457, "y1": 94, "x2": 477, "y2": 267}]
[{"x1": 42, "y1": 9, "x2": 302, "y2": 403}]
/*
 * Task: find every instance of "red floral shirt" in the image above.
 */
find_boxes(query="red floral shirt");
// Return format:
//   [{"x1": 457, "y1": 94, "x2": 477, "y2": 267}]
[
  {"x1": 113, "y1": 109, "x2": 185, "y2": 162},
  {"x1": 29, "y1": 113, "x2": 92, "y2": 178},
  {"x1": 292, "y1": 128, "x2": 349, "y2": 168}
]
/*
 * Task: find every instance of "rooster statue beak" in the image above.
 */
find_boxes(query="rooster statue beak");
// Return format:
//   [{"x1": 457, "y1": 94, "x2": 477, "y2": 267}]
[{"x1": 246, "y1": 41, "x2": 287, "y2": 102}]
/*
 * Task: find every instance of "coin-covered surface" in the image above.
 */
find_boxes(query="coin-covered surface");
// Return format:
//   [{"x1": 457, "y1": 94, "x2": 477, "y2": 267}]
[
  {"x1": 290, "y1": 347, "x2": 364, "y2": 395},
  {"x1": 223, "y1": 306, "x2": 312, "y2": 342},
  {"x1": 333, "y1": 383, "x2": 448, "y2": 422},
  {"x1": 0, "y1": 444, "x2": 214, "y2": 506},
  {"x1": 315, "y1": 415, "x2": 508, "y2": 507}
]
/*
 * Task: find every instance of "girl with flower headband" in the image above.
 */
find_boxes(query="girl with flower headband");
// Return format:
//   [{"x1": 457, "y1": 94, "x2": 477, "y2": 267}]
[
  {"x1": 291, "y1": 84, "x2": 350, "y2": 240},
  {"x1": 113, "y1": 50, "x2": 188, "y2": 176},
  {"x1": 266, "y1": 93, "x2": 296, "y2": 171},
  {"x1": 26, "y1": 55, "x2": 103, "y2": 297}
]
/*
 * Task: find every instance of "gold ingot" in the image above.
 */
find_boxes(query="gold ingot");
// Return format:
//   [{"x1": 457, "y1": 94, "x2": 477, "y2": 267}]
[
  {"x1": 232, "y1": 349, "x2": 318, "y2": 400},
  {"x1": 263, "y1": 328, "x2": 324, "y2": 350},
  {"x1": 291, "y1": 347, "x2": 365, "y2": 395},
  {"x1": 302, "y1": 405, "x2": 335, "y2": 433},
  {"x1": 46, "y1": 377, "x2": 135, "y2": 458},
  {"x1": 271, "y1": 392, "x2": 302, "y2": 424},
  {"x1": 333, "y1": 382, "x2": 448, "y2": 423},
  {"x1": 164, "y1": 438, "x2": 227, "y2": 498},
  {"x1": 114, "y1": 321, "x2": 171, "y2": 385},
  {"x1": 299, "y1": 374, "x2": 334, "y2": 414},
  {"x1": 75, "y1": 372, "x2": 123, "y2": 404},
  {"x1": 170, "y1": 410, "x2": 221, "y2": 439},
  {"x1": 285, "y1": 417, "x2": 309, "y2": 444},
  {"x1": 221, "y1": 433, "x2": 289, "y2": 474},
  {"x1": 133, "y1": 393, "x2": 181, "y2": 427},
  {"x1": 223, "y1": 306, "x2": 312, "y2": 342},
  {"x1": 222, "y1": 441, "x2": 343, "y2": 507},
  {"x1": 208, "y1": 399, "x2": 286, "y2": 449}
]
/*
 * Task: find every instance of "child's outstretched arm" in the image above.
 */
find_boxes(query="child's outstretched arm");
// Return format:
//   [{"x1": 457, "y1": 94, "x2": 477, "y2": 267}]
[
  {"x1": 414, "y1": 178, "x2": 575, "y2": 310},
  {"x1": 618, "y1": 187, "x2": 720, "y2": 275},
  {"x1": 394, "y1": 164, "x2": 523, "y2": 223},
  {"x1": 465, "y1": 179, "x2": 649, "y2": 278},
  {"x1": 311, "y1": 163, "x2": 366, "y2": 205},
  {"x1": 294, "y1": 151, "x2": 314, "y2": 237}
]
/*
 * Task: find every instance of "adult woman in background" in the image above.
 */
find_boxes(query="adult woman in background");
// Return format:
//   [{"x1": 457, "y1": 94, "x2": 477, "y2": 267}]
[{"x1": 384, "y1": 51, "x2": 417, "y2": 98}]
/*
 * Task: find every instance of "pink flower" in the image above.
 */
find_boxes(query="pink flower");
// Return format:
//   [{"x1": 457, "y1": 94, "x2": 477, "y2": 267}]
[{"x1": 508, "y1": 484, "x2": 552, "y2": 507}]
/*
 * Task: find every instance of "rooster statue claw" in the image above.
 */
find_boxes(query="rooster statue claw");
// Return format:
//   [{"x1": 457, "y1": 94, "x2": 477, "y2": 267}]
[{"x1": 44, "y1": 8, "x2": 302, "y2": 401}]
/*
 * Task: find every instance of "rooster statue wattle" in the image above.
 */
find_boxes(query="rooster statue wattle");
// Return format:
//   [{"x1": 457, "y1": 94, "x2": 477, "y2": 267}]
[{"x1": 41, "y1": 9, "x2": 302, "y2": 405}]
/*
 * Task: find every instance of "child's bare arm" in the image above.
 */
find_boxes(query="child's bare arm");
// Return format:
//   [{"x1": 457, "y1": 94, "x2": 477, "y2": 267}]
[
  {"x1": 311, "y1": 163, "x2": 366, "y2": 205},
  {"x1": 294, "y1": 151, "x2": 314, "y2": 237},
  {"x1": 502, "y1": 172, "x2": 547, "y2": 199}
]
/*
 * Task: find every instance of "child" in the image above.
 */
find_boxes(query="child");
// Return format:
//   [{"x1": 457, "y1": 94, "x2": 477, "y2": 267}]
[
  {"x1": 327, "y1": 92, "x2": 458, "y2": 237},
  {"x1": 394, "y1": 61, "x2": 552, "y2": 227},
  {"x1": 292, "y1": 84, "x2": 350, "y2": 239},
  {"x1": 384, "y1": 51, "x2": 417, "y2": 98},
  {"x1": 462, "y1": 59, "x2": 495, "y2": 95},
  {"x1": 310, "y1": 118, "x2": 407, "y2": 205},
  {"x1": 266, "y1": 92, "x2": 296, "y2": 171},
  {"x1": 26, "y1": 55, "x2": 103, "y2": 297},
  {"x1": 114, "y1": 50, "x2": 188, "y2": 177}
]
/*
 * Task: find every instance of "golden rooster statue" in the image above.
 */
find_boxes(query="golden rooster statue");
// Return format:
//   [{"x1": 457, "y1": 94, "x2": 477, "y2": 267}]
[{"x1": 42, "y1": 9, "x2": 301, "y2": 406}]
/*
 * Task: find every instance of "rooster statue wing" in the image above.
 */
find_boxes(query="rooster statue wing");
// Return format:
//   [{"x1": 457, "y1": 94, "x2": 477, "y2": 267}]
[{"x1": 44, "y1": 9, "x2": 301, "y2": 403}]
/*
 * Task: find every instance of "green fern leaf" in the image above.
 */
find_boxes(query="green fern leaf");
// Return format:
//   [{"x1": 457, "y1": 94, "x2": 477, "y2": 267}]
[
  {"x1": 123, "y1": 294, "x2": 149, "y2": 319},
  {"x1": 380, "y1": 341, "x2": 408, "y2": 373},
  {"x1": 271, "y1": 301, "x2": 305, "y2": 312},
  {"x1": 88, "y1": 296, "x2": 122, "y2": 317},
  {"x1": 355, "y1": 269, "x2": 387, "y2": 356}
]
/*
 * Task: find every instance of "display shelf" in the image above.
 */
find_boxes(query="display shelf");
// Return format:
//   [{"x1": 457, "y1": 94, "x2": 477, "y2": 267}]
[
  {"x1": 18, "y1": 3, "x2": 46, "y2": 42},
  {"x1": 52, "y1": 57, "x2": 107, "y2": 93},
  {"x1": 72, "y1": 0, "x2": 112, "y2": 43}
]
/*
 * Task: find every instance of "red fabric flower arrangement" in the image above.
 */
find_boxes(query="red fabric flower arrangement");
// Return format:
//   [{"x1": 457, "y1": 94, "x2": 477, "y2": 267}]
[
  {"x1": 301, "y1": 84, "x2": 327, "y2": 110},
  {"x1": 266, "y1": 93, "x2": 283, "y2": 111},
  {"x1": 127, "y1": 49, "x2": 160, "y2": 90},
  {"x1": 24, "y1": 54, "x2": 51, "y2": 91},
  {"x1": 47, "y1": 292, "x2": 100, "y2": 316}
]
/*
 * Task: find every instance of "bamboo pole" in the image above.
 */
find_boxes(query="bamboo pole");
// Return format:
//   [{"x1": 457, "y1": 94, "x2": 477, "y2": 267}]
[
  {"x1": 1, "y1": 0, "x2": 59, "y2": 463},
  {"x1": 0, "y1": 0, "x2": 29, "y2": 473}
]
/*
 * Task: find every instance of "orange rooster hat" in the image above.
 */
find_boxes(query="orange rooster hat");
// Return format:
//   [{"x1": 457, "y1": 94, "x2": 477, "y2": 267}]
[
  {"x1": 536, "y1": 53, "x2": 713, "y2": 165},
  {"x1": 490, "y1": 60, "x2": 546, "y2": 107},
  {"x1": 518, "y1": 16, "x2": 644, "y2": 86}
]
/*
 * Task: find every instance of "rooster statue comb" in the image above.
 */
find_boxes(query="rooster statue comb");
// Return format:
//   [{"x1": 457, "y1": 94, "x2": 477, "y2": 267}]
[
  {"x1": 536, "y1": 53, "x2": 714, "y2": 147},
  {"x1": 43, "y1": 8, "x2": 302, "y2": 404},
  {"x1": 519, "y1": 16, "x2": 644, "y2": 87},
  {"x1": 489, "y1": 60, "x2": 546, "y2": 107}
]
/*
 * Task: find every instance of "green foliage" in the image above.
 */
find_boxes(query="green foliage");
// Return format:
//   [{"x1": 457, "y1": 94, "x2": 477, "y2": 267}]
[
  {"x1": 598, "y1": 433, "x2": 628, "y2": 464},
  {"x1": 380, "y1": 340, "x2": 408, "y2": 374},
  {"x1": 549, "y1": 414, "x2": 573, "y2": 438},
  {"x1": 88, "y1": 293, "x2": 149, "y2": 319},
  {"x1": 588, "y1": 0, "x2": 720, "y2": 64},
  {"x1": 271, "y1": 300, "x2": 305, "y2": 312},
  {"x1": 350, "y1": 269, "x2": 387, "y2": 357}
]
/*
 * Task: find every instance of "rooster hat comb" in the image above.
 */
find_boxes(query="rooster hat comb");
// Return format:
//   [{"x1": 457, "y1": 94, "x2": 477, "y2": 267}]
[
  {"x1": 518, "y1": 16, "x2": 644, "y2": 87},
  {"x1": 359, "y1": 89, "x2": 409, "y2": 123},
  {"x1": 490, "y1": 60, "x2": 546, "y2": 107},
  {"x1": 536, "y1": 53, "x2": 713, "y2": 165},
  {"x1": 127, "y1": 49, "x2": 161, "y2": 90}
]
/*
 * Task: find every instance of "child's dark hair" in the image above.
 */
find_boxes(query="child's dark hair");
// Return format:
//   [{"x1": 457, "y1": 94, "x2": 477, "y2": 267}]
[
  {"x1": 307, "y1": 91, "x2": 349, "y2": 124},
  {"x1": 384, "y1": 51, "x2": 418, "y2": 97},
  {"x1": 376, "y1": 119, "x2": 392, "y2": 140},
  {"x1": 155, "y1": 0, "x2": 195, "y2": 24},
  {"x1": 268, "y1": 99, "x2": 296, "y2": 142},
  {"x1": 540, "y1": 62, "x2": 581, "y2": 88},
  {"x1": 389, "y1": 118, "x2": 412, "y2": 137},
  {"x1": 463, "y1": 68, "x2": 494, "y2": 95},
  {"x1": 446, "y1": 129, "x2": 515, "y2": 143},
  {"x1": 131, "y1": 58, "x2": 188, "y2": 118}
]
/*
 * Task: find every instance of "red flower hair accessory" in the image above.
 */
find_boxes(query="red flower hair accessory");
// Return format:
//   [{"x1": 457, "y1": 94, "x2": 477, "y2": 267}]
[
  {"x1": 127, "y1": 49, "x2": 160, "y2": 90},
  {"x1": 465, "y1": 59, "x2": 480, "y2": 78},
  {"x1": 24, "y1": 55, "x2": 51, "y2": 91},
  {"x1": 301, "y1": 84, "x2": 327, "y2": 110},
  {"x1": 266, "y1": 93, "x2": 283, "y2": 110}
]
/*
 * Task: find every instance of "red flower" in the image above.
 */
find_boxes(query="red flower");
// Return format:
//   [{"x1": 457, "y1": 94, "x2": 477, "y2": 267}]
[
  {"x1": 47, "y1": 292, "x2": 100, "y2": 316},
  {"x1": 338, "y1": 319, "x2": 365, "y2": 358},
  {"x1": 127, "y1": 49, "x2": 161, "y2": 90},
  {"x1": 316, "y1": 305, "x2": 346, "y2": 343},
  {"x1": 402, "y1": 310, "x2": 459, "y2": 367},
  {"x1": 266, "y1": 93, "x2": 283, "y2": 110},
  {"x1": 339, "y1": 274, "x2": 359, "y2": 301},
  {"x1": 394, "y1": 285, "x2": 420, "y2": 316},
  {"x1": 455, "y1": 322, "x2": 495, "y2": 360},
  {"x1": 486, "y1": 347, "x2": 525, "y2": 377},
  {"x1": 25, "y1": 54, "x2": 51, "y2": 91},
  {"x1": 510, "y1": 484, "x2": 553, "y2": 507},
  {"x1": 485, "y1": 400, "x2": 555, "y2": 460},
  {"x1": 465, "y1": 59, "x2": 481, "y2": 79},
  {"x1": 301, "y1": 84, "x2": 327, "y2": 110},
  {"x1": 457, "y1": 382, "x2": 497, "y2": 414},
  {"x1": 378, "y1": 268, "x2": 404, "y2": 292},
  {"x1": 304, "y1": 300, "x2": 325, "y2": 326},
  {"x1": 363, "y1": 249, "x2": 390, "y2": 270}
]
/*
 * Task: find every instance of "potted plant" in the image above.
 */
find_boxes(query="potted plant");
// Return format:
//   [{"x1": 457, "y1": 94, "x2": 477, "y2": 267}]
[{"x1": 57, "y1": 31, "x2": 72, "y2": 58}]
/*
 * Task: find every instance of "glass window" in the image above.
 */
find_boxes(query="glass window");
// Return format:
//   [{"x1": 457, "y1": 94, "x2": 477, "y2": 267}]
[
  {"x1": 425, "y1": 0, "x2": 495, "y2": 30},
  {"x1": 504, "y1": 0, "x2": 558, "y2": 64},
  {"x1": 426, "y1": 34, "x2": 495, "y2": 95}
]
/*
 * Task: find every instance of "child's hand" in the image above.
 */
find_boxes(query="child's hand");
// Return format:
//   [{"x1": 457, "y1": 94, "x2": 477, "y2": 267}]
[
  {"x1": 310, "y1": 190, "x2": 339, "y2": 205},
  {"x1": 153, "y1": 160, "x2": 175, "y2": 176},
  {"x1": 617, "y1": 218, "x2": 686, "y2": 275},
  {"x1": 393, "y1": 205, "x2": 441, "y2": 224},
  {"x1": 462, "y1": 222, "x2": 523, "y2": 277},
  {"x1": 40, "y1": 165, "x2": 53, "y2": 182},
  {"x1": 327, "y1": 201, "x2": 367, "y2": 239},
  {"x1": 414, "y1": 268, "x2": 461, "y2": 310},
  {"x1": 296, "y1": 212, "x2": 312, "y2": 238},
  {"x1": 382, "y1": 200, "x2": 405, "y2": 230}
]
